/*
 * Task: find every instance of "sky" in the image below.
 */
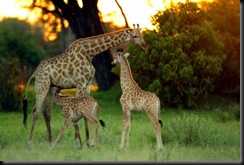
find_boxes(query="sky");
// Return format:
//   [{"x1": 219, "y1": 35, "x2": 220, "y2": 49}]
[{"x1": 0, "y1": 0, "x2": 213, "y2": 30}]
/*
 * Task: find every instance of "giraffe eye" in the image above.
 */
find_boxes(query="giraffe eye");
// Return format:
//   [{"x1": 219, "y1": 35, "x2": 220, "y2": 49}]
[{"x1": 133, "y1": 35, "x2": 138, "y2": 38}]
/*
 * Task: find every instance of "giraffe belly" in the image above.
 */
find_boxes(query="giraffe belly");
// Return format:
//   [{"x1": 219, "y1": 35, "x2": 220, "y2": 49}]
[
  {"x1": 50, "y1": 65, "x2": 95, "y2": 90},
  {"x1": 121, "y1": 94, "x2": 145, "y2": 111},
  {"x1": 51, "y1": 78, "x2": 77, "y2": 89}
]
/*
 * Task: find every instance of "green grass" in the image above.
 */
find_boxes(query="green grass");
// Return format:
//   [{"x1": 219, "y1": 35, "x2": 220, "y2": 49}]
[{"x1": 0, "y1": 83, "x2": 240, "y2": 162}]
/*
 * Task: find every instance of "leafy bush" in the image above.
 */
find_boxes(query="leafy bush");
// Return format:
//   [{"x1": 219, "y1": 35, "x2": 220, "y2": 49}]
[
  {"x1": 168, "y1": 113, "x2": 219, "y2": 147},
  {"x1": 0, "y1": 57, "x2": 22, "y2": 112},
  {"x1": 0, "y1": 18, "x2": 47, "y2": 112},
  {"x1": 0, "y1": 18, "x2": 46, "y2": 71},
  {"x1": 203, "y1": 0, "x2": 240, "y2": 93},
  {"x1": 128, "y1": 1, "x2": 225, "y2": 108},
  {"x1": 214, "y1": 102, "x2": 240, "y2": 122}
]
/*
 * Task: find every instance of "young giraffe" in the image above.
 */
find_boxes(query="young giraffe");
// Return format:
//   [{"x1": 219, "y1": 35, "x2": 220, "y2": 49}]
[
  {"x1": 112, "y1": 49, "x2": 163, "y2": 151},
  {"x1": 50, "y1": 87, "x2": 105, "y2": 149},
  {"x1": 23, "y1": 24, "x2": 147, "y2": 149}
]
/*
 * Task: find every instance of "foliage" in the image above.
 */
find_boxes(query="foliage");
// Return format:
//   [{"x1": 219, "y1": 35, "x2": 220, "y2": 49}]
[
  {"x1": 128, "y1": 1, "x2": 225, "y2": 108},
  {"x1": 0, "y1": 86, "x2": 240, "y2": 161},
  {"x1": 202, "y1": 0, "x2": 240, "y2": 94},
  {"x1": 168, "y1": 113, "x2": 219, "y2": 147},
  {"x1": 0, "y1": 18, "x2": 46, "y2": 112},
  {"x1": 0, "y1": 18, "x2": 46, "y2": 71},
  {"x1": 0, "y1": 57, "x2": 22, "y2": 112},
  {"x1": 214, "y1": 102, "x2": 240, "y2": 122}
]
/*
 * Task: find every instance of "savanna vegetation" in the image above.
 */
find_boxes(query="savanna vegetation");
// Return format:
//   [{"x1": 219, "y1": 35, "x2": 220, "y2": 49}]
[
  {"x1": 0, "y1": 84, "x2": 240, "y2": 161},
  {"x1": 0, "y1": 0, "x2": 240, "y2": 162}
]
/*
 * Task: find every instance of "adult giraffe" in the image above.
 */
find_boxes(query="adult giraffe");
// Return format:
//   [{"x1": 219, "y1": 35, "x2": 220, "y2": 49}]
[{"x1": 23, "y1": 24, "x2": 147, "y2": 149}]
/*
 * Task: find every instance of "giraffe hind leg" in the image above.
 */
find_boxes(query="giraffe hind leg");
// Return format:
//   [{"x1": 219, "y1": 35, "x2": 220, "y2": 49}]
[
  {"x1": 146, "y1": 110, "x2": 163, "y2": 151},
  {"x1": 84, "y1": 118, "x2": 90, "y2": 147},
  {"x1": 83, "y1": 113, "x2": 99, "y2": 149},
  {"x1": 74, "y1": 122, "x2": 83, "y2": 149}
]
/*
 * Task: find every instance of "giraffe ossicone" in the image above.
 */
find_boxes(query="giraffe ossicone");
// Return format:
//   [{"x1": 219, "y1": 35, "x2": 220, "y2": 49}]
[{"x1": 23, "y1": 24, "x2": 147, "y2": 149}]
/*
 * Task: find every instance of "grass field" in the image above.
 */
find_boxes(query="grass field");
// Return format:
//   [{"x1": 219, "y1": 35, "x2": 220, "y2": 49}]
[{"x1": 0, "y1": 83, "x2": 241, "y2": 162}]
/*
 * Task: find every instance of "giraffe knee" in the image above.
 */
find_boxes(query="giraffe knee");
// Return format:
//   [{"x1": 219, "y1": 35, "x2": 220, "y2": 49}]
[{"x1": 33, "y1": 110, "x2": 40, "y2": 117}]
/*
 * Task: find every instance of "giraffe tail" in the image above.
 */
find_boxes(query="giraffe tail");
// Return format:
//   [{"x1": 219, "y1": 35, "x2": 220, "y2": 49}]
[
  {"x1": 22, "y1": 72, "x2": 35, "y2": 129},
  {"x1": 159, "y1": 120, "x2": 163, "y2": 128},
  {"x1": 96, "y1": 104, "x2": 105, "y2": 127},
  {"x1": 99, "y1": 120, "x2": 106, "y2": 127},
  {"x1": 23, "y1": 99, "x2": 28, "y2": 129}
]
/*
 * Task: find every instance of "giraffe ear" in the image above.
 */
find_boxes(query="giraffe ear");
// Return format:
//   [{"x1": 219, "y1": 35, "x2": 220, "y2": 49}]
[
  {"x1": 124, "y1": 53, "x2": 130, "y2": 58},
  {"x1": 111, "y1": 58, "x2": 117, "y2": 65}
]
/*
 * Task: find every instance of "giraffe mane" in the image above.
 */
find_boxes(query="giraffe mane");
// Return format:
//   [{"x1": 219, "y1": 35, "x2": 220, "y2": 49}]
[
  {"x1": 122, "y1": 55, "x2": 138, "y2": 86},
  {"x1": 69, "y1": 28, "x2": 132, "y2": 47}
]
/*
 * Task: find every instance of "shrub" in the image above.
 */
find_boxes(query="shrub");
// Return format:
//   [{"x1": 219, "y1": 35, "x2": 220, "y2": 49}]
[
  {"x1": 214, "y1": 102, "x2": 240, "y2": 122},
  {"x1": 168, "y1": 113, "x2": 219, "y2": 147},
  {"x1": 128, "y1": 1, "x2": 225, "y2": 108},
  {"x1": 0, "y1": 57, "x2": 22, "y2": 112}
]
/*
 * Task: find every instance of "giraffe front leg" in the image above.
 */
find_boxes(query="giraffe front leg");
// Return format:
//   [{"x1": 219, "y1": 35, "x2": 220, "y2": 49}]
[
  {"x1": 76, "y1": 83, "x2": 88, "y2": 96},
  {"x1": 50, "y1": 117, "x2": 71, "y2": 149},
  {"x1": 120, "y1": 109, "x2": 130, "y2": 150}
]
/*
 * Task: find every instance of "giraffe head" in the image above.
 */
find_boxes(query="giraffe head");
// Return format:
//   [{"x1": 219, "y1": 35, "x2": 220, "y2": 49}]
[
  {"x1": 112, "y1": 48, "x2": 130, "y2": 65},
  {"x1": 51, "y1": 87, "x2": 61, "y2": 96},
  {"x1": 128, "y1": 24, "x2": 147, "y2": 50}
]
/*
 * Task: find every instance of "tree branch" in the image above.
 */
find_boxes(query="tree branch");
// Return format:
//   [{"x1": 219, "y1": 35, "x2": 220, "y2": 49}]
[{"x1": 115, "y1": 0, "x2": 129, "y2": 28}]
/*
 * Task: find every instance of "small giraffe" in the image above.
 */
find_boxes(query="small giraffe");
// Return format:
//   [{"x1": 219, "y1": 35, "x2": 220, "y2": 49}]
[
  {"x1": 50, "y1": 87, "x2": 105, "y2": 149},
  {"x1": 112, "y1": 49, "x2": 163, "y2": 151},
  {"x1": 23, "y1": 24, "x2": 147, "y2": 149}
]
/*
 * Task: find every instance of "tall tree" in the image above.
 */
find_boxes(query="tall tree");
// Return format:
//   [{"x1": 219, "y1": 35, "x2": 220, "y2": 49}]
[
  {"x1": 0, "y1": 18, "x2": 46, "y2": 112},
  {"x1": 202, "y1": 0, "x2": 240, "y2": 95},
  {"x1": 31, "y1": 0, "x2": 118, "y2": 90},
  {"x1": 127, "y1": 1, "x2": 225, "y2": 108}
]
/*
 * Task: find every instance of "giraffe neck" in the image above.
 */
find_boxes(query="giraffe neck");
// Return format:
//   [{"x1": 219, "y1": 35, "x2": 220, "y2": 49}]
[
  {"x1": 68, "y1": 28, "x2": 132, "y2": 61},
  {"x1": 119, "y1": 55, "x2": 138, "y2": 92},
  {"x1": 53, "y1": 93, "x2": 68, "y2": 108}
]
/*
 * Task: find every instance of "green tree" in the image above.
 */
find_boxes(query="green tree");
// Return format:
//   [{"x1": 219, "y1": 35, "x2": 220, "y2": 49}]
[
  {"x1": 203, "y1": 0, "x2": 240, "y2": 96},
  {"x1": 0, "y1": 18, "x2": 46, "y2": 112},
  {"x1": 0, "y1": 18, "x2": 46, "y2": 72},
  {"x1": 0, "y1": 57, "x2": 22, "y2": 112},
  {"x1": 127, "y1": 0, "x2": 225, "y2": 108}
]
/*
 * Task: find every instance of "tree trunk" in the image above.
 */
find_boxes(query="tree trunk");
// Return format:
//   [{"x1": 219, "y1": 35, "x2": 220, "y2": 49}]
[{"x1": 51, "y1": 0, "x2": 118, "y2": 90}]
